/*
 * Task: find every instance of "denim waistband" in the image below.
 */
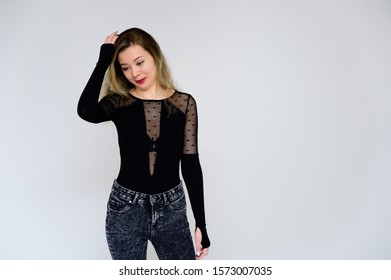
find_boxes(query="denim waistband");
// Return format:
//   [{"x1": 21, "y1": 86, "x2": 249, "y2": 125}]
[{"x1": 112, "y1": 180, "x2": 184, "y2": 206}]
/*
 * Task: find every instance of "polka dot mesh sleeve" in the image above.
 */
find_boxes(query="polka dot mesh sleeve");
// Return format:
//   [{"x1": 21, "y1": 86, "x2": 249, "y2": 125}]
[{"x1": 183, "y1": 95, "x2": 198, "y2": 155}]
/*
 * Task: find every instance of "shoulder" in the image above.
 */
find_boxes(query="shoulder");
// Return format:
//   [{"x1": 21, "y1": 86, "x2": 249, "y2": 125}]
[
  {"x1": 101, "y1": 92, "x2": 136, "y2": 108},
  {"x1": 173, "y1": 90, "x2": 190, "y2": 98},
  {"x1": 168, "y1": 90, "x2": 197, "y2": 114},
  {"x1": 172, "y1": 90, "x2": 197, "y2": 104}
]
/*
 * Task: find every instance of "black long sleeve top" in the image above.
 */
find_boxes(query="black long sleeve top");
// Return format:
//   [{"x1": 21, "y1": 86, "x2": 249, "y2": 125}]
[{"x1": 77, "y1": 44, "x2": 210, "y2": 248}]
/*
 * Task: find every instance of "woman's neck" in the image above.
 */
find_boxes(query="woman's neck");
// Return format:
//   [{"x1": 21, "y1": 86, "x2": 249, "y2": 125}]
[{"x1": 131, "y1": 84, "x2": 173, "y2": 100}]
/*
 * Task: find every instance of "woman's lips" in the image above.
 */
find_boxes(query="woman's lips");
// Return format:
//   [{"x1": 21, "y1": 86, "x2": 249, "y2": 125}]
[{"x1": 136, "y1": 78, "x2": 146, "y2": 84}]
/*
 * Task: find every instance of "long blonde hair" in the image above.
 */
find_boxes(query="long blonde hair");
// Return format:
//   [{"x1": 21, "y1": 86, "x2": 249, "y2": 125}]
[{"x1": 105, "y1": 28, "x2": 175, "y2": 97}]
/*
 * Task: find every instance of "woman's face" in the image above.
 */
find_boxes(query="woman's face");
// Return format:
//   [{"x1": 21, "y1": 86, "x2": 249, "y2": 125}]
[{"x1": 117, "y1": 44, "x2": 158, "y2": 91}]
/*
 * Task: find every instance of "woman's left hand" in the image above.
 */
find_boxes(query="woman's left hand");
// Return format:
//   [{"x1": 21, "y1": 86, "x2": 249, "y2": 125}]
[{"x1": 195, "y1": 227, "x2": 209, "y2": 260}]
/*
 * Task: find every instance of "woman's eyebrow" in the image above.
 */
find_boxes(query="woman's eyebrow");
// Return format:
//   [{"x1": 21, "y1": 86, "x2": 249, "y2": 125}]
[
  {"x1": 120, "y1": 56, "x2": 144, "y2": 65},
  {"x1": 133, "y1": 56, "x2": 143, "y2": 62}
]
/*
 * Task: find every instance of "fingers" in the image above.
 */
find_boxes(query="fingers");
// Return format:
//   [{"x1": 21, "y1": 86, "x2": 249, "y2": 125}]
[
  {"x1": 104, "y1": 31, "x2": 119, "y2": 44},
  {"x1": 195, "y1": 227, "x2": 202, "y2": 252},
  {"x1": 196, "y1": 247, "x2": 209, "y2": 260}
]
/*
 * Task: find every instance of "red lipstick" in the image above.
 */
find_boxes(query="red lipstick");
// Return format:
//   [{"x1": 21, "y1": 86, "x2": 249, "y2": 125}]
[{"x1": 136, "y1": 78, "x2": 146, "y2": 84}]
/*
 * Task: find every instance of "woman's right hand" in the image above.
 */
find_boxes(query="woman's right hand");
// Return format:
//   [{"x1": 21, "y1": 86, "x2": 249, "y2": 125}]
[
  {"x1": 105, "y1": 31, "x2": 119, "y2": 44},
  {"x1": 195, "y1": 227, "x2": 209, "y2": 260}
]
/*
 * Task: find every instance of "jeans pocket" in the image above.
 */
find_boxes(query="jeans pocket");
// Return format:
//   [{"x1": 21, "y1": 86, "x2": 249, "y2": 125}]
[
  {"x1": 168, "y1": 192, "x2": 186, "y2": 212},
  {"x1": 107, "y1": 190, "x2": 131, "y2": 213}
]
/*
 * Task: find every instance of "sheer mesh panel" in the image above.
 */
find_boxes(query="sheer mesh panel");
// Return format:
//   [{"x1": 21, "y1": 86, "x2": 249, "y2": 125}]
[
  {"x1": 144, "y1": 102, "x2": 162, "y2": 141},
  {"x1": 182, "y1": 95, "x2": 198, "y2": 154},
  {"x1": 167, "y1": 92, "x2": 198, "y2": 154},
  {"x1": 144, "y1": 102, "x2": 162, "y2": 176},
  {"x1": 168, "y1": 91, "x2": 188, "y2": 114}
]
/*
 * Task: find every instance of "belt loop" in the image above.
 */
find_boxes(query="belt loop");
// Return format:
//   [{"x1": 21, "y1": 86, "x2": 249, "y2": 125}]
[
  {"x1": 163, "y1": 193, "x2": 168, "y2": 205},
  {"x1": 131, "y1": 193, "x2": 139, "y2": 205}
]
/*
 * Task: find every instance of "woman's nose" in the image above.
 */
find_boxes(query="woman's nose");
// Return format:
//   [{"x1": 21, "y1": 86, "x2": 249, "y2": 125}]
[{"x1": 132, "y1": 68, "x2": 140, "y2": 78}]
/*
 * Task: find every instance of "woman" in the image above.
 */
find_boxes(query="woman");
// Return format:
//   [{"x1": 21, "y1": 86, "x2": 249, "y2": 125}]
[{"x1": 77, "y1": 28, "x2": 210, "y2": 260}]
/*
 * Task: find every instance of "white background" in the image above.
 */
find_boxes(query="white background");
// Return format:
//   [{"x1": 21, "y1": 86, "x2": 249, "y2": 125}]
[{"x1": 1, "y1": 0, "x2": 390, "y2": 259}]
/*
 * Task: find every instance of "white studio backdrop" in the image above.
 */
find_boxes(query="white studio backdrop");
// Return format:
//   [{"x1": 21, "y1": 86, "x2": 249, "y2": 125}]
[{"x1": 1, "y1": 0, "x2": 390, "y2": 259}]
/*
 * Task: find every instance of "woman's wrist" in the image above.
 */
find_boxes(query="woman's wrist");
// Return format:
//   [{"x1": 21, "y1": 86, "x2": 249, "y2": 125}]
[{"x1": 97, "y1": 44, "x2": 115, "y2": 67}]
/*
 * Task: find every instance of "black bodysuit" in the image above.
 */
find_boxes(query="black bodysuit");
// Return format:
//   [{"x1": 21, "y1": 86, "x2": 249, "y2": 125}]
[{"x1": 77, "y1": 44, "x2": 210, "y2": 248}]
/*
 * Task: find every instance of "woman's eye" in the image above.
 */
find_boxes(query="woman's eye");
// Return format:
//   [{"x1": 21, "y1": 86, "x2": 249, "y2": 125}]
[
  {"x1": 136, "y1": 61, "x2": 144, "y2": 66},
  {"x1": 122, "y1": 67, "x2": 130, "y2": 71}
]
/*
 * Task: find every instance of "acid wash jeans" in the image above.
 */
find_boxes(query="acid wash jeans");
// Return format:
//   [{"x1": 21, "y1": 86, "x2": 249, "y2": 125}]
[{"x1": 105, "y1": 180, "x2": 195, "y2": 260}]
